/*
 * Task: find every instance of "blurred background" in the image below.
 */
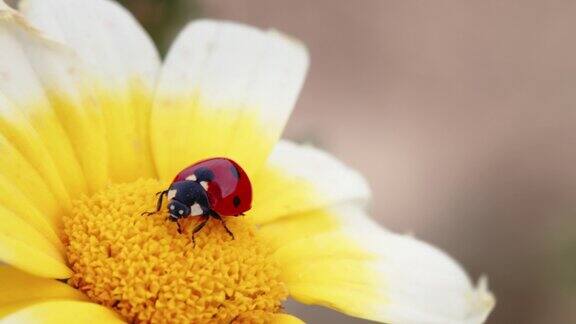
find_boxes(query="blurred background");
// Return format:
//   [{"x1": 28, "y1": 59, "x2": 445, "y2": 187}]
[{"x1": 118, "y1": 1, "x2": 576, "y2": 322}]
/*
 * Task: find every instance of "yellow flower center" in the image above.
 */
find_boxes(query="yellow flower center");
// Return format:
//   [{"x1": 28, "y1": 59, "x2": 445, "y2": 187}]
[{"x1": 62, "y1": 179, "x2": 288, "y2": 323}]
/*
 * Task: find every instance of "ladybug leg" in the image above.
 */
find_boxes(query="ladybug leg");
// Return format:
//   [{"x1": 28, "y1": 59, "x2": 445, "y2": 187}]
[
  {"x1": 209, "y1": 211, "x2": 234, "y2": 240},
  {"x1": 176, "y1": 220, "x2": 183, "y2": 234},
  {"x1": 142, "y1": 190, "x2": 168, "y2": 216},
  {"x1": 191, "y1": 216, "x2": 210, "y2": 247}
]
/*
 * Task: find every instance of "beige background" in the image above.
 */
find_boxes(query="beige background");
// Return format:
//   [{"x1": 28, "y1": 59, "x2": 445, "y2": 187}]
[{"x1": 198, "y1": 1, "x2": 576, "y2": 323}]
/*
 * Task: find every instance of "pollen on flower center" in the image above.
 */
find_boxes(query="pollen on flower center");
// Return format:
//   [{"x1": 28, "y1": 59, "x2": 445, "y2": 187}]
[{"x1": 62, "y1": 179, "x2": 288, "y2": 323}]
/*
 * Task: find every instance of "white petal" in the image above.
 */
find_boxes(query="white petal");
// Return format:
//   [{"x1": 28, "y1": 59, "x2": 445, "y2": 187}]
[
  {"x1": 251, "y1": 140, "x2": 371, "y2": 225},
  {"x1": 358, "y1": 233, "x2": 494, "y2": 323},
  {"x1": 274, "y1": 204, "x2": 495, "y2": 324},
  {"x1": 20, "y1": 0, "x2": 161, "y2": 182},
  {"x1": 20, "y1": 0, "x2": 159, "y2": 89},
  {"x1": 151, "y1": 20, "x2": 309, "y2": 180}
]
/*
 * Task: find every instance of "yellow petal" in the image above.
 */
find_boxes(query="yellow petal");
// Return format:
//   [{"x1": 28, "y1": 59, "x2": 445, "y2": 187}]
[
  {"x1": 272, "y1": 230, "x2": 373, "y2": 265},
  {"x1": 20, "y1": 0, "x2": 161, "y2": 184},
  {"x1": 278, "y1": 248, "x2": 381, "y2": 323},
  {"x1": 274, "y1": 205, "x2": 495, "y2": 323},
  {"x1": 0, "y1": 10, "x2": 86, "y2": 201},
  {"x1": 0, "y1": 301, "x2": 40, "y2": 319},
  {"x1": 0, "y1": 93, "x2": 71, "y2": 215},
  {"x1": 0, "y1": 206, "x2": 71, "y2": 279},
  {"x1": 0, "y1": 266, "x2": 86, "y2": 306},
  {"x1": 11, "y1": 43, "x2": 109, "y2": 192},
  {"x1": 252, "y1": 140, "x2": 370, "y2": 225},
  {"x1": 258, "y1": 208, "x2": 340, "y2": 250},
  {"x1": 151, "y1": 20, "x2": 308, "y2": 180},
  {"x1": 1, "y1": 300, "x2": 124, "y2": 323},
  {"x1": 258, "y1": 203, "x2": 378, "y2": 251},
  {"x1": 0, "y1": 133, "x2": 60, "y2": 223},
  {"x1": 254, "y1": 142, "x2": 373, "y2": 254},
  {"x1": 0, "y1": 174, "x2": 61, "y2": 248},
  {"x1": 272, "y1": 313, "x2": 305, "y2": 324}
]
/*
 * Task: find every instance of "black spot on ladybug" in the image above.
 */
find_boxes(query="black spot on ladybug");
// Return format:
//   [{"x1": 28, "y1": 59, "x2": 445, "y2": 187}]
[
  {"x1": 229, "y1": 165, "x2": 240, "y2": 179},
  {"x1": 194, "y1": 168, "x2": 214, "y2": 182},
  {"x1": 233, "y1": 196, "x2": 241, "y2": 207}
]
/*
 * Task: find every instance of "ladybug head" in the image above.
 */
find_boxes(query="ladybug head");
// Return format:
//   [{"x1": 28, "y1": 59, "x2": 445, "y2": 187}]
[
  {"x1": 168, "y1": 200, "x2": 190, "y2": 220},
  {"x1": 166, "y1": 180, "x2": 211, "y2": 220}
]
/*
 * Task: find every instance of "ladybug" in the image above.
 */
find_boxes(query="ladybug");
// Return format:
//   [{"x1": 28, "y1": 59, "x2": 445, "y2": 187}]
[{"x1": 143, "y1": 158, "x2": 252, "y2": 244}]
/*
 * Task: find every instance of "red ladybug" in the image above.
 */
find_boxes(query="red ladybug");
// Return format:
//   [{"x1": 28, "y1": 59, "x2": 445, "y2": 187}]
[{"x1": 144, "y1": 158, "x2": 252, "y2": 244}]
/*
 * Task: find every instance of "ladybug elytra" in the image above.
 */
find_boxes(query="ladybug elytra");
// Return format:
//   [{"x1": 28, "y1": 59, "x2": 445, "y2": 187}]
[{"x1": 144, "y1": 158, "x2": 252, "y2": 244}]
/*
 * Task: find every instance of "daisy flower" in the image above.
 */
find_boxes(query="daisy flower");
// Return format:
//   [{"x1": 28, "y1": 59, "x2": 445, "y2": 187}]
[{"x1": 0, "y1": 0, "x2": 495, "y2": 323}]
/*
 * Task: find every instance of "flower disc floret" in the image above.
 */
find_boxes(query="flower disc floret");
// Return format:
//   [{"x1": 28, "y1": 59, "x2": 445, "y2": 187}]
[{"x1": 63, "y1": 179, "x2": 288, "y2": 323}]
